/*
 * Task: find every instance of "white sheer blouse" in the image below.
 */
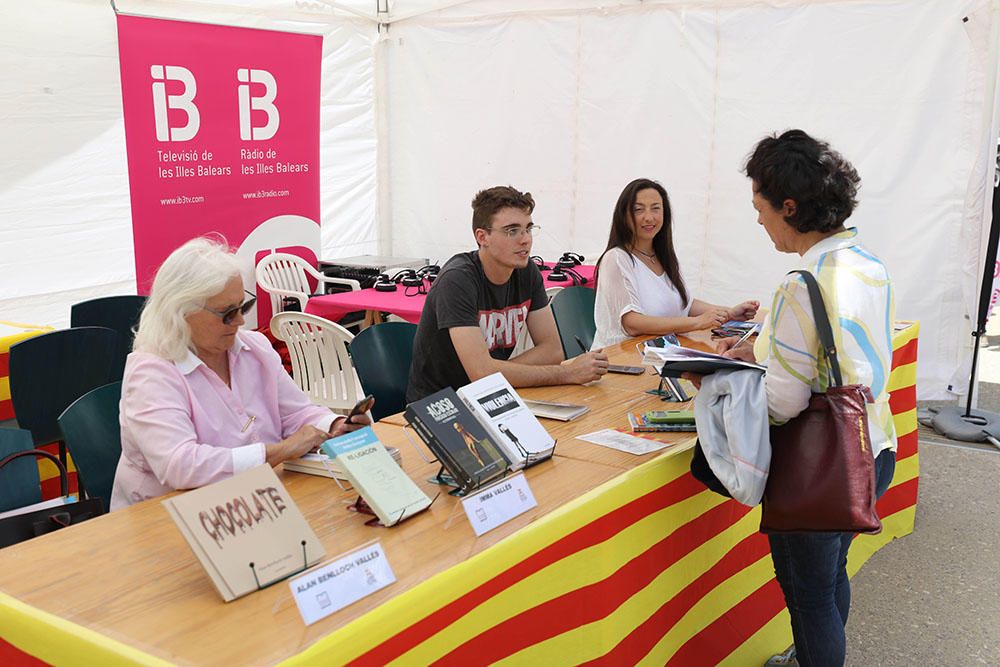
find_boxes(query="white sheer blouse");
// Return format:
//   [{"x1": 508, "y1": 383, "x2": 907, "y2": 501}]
[{"x1": 592, "y1": 247, "x2": 691, "y2": 349}]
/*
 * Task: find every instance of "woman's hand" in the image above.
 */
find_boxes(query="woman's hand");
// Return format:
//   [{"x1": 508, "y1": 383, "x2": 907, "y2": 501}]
[
  {"x1": 330, "y1": 411, "x2": 373, "y2": 438},
  {"x1": 266, "y1": 425, "x2": 330, "y2": 466},
  {"x1": 727, "y1": 300, "x2": 760, "y2": 322},
  {"x1": 692, "y1": 308, "x2": 728, "y2": 331},
  {"x1": 716, "y1": 336, "x2": 758, "y2": 362}
]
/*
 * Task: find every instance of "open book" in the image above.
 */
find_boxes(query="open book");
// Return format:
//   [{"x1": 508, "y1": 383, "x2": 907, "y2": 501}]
[
  {"x1": 456, "y1": 372, "x2": 556, "y2": 470},
  {"x1": 646, "y1": 342, "x2": 765, "y2": 377}
]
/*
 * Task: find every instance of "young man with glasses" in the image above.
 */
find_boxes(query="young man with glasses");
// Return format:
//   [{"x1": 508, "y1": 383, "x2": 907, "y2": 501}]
[{"x1": 406, "y1": 185, "x2": 608, "y2": 402}]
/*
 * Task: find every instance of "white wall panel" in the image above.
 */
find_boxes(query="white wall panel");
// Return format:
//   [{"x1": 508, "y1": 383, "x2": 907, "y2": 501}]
[{"x1": 386, "y1": 0, "x2": 998, "y2": 399}]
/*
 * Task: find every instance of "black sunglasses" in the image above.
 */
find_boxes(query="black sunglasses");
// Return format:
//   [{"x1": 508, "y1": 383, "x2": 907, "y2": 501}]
[{"x1": 203, "y1": 290, "x2": 256, "y2": 325}]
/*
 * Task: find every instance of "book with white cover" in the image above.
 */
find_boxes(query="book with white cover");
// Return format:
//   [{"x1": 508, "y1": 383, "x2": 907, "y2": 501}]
[
  {"x1": 321, "y1": 427, "x2": 432, "y2": 526},
  {"x1": 162, "y1": 465, "x2": 324, "y2": 602},
  {"x1": 456, "y1": 373, "x2": 556, "y2": 470},
  {"x1": 283, "y1": 446, "x2": 402, "y2": 480},
  {"x1": 522, "y1": 399, "x2": 589, "y2": 422}
]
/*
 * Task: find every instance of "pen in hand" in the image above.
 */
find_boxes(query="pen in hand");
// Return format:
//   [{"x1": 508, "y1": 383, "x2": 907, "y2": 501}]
[
  {"x1": 574, "y1": 335, "x2": 589, "y2": 355},
  {"x1": 730, "y1": 326, "x2": 757, "y2": 350}
]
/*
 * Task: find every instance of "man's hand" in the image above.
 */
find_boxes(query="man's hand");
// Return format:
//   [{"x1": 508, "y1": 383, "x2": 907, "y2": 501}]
[
  {"x1": 727, "y1": 300, "x2": 760, "y2": 322},
  {"x1": 561, "y1": 350, "x2": 609, "y2": 384}
]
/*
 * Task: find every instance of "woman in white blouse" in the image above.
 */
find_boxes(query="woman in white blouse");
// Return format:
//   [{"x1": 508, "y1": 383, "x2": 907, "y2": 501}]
[{"x1": 592, "y1": 178, "x2": 758, "y2": 349}]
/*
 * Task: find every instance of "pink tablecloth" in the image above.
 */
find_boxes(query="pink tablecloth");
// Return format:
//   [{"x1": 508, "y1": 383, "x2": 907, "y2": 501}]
[{"x1": 305, "y1": 264, "x2": 595, "y2": 324}]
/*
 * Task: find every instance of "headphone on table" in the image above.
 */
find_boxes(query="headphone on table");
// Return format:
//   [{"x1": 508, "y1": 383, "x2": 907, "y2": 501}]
[
  {"x1": 373, "y1": 273, "x2": 397, "y2": 292},
  {"x1": 546, "y1": 266, "x2": 587, "y2": 285},
  {"x1": 392, "y1": 269, "x2": 427, "y2": 295},
  {"x1": 530, "y1": 256, "x2": 551, "y2": 271},
  {"x1": 416, "y1": 264, "x2": 440, "y2": 283},
  {"x1": 547, "y1": 252, "x2": 587, "y2": 285},
  {"x1": 557, "y1": 251, "x2": 584, "y2": 268}
]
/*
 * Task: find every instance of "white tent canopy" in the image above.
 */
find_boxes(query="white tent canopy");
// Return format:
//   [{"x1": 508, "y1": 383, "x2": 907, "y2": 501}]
[{"x1": 2, "y1": 0, "x2": 999, "y2": 400}]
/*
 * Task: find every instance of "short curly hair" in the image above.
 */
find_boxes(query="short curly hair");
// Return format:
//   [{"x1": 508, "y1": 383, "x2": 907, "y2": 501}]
[
  {"x1": 471, "y1": 186, "x2": 535, "y2": 236},
  {"x1": 744, "y1": 129, "x2": 860, "y2": 233}
]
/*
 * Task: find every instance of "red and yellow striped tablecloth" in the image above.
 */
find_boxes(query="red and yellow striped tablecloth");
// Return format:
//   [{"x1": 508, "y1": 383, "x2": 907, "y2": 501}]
[
  {"x1": 0, "y1": 323, "x2": 919, "y2": 666},
  {"x1": 0, "y1": 322, "x2": 53, "y2": 422},
  {"x1": 284, "y1": 323, "x2": 920, "y2": 666}
]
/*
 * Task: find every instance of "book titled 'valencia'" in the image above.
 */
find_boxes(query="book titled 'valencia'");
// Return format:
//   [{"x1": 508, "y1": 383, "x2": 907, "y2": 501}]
[
  {"x1": 163, "y1": 465, "x2": 324, "y2": 602},
  {"x1": 404, "y1": 387, "x2": 510, "y2": 495}
]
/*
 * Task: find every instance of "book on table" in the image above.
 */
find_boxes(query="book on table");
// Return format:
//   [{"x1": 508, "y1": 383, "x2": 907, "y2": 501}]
[
  {"x1": 404, "y1": 387, "x2": 511, "y2": 495},
  {"x1": 627, "y1": 412, "x2": 698, "y2": 433},
  {"x1": 522, "y1": 399, "x2": 589, "y2": 422},
  {"x1": 162, "y1": 464, "x2": 324, "y2": 602},
  {"x1": 320, "y1": 426, "x2": 432, "y2": 526},
  {"x1": 283, "y1": 446, "x2": 402, "y2": 480},
  {"x1": 455, "y1": 372, "x2": 555, "y2": 470}
]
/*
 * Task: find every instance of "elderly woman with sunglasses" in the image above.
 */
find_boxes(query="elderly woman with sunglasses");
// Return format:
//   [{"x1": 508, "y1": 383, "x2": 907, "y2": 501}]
[{"x1": 110, "y1": 238, "x2": 369, "y2": 510}]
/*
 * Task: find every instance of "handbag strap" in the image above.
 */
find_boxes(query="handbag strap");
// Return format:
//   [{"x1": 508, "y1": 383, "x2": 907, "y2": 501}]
[
  {"x1": 0, "y1": 449, "x2": 69, "y2": 498},
  {"x1": 787, "y1": 269, "x2": 843, "y2": 387}
]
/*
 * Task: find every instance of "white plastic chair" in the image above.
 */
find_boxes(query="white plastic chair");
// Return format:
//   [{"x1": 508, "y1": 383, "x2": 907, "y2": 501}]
[
  {"x1": 269, "y1": 312, "x2": 362, "y2": 412},
  {"x1": 255, "y1": 252, "x2": 361, "y2": 315}
]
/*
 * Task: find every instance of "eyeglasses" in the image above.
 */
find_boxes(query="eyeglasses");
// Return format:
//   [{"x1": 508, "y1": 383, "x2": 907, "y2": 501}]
[
  {"x1": 203, "y1": 290, "x2": 256, "y2": 326},
  {"x1": 489, "y1": 224, "x2": 541, "y2": 239}
]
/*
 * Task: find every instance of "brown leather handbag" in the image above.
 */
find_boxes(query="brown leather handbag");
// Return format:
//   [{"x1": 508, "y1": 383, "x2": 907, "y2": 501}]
[{"x1": 760, "y1": 270, "x2": 882, "y2": 535}]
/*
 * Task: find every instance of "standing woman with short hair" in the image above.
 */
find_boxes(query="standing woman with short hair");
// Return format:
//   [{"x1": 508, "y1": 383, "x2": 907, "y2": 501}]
[
  {"x1": 722, "y1": 130, "x2": 897, "y2": 667},
  {"x1": 591, "y1": 178, "x2": 758, "y2": 349}
]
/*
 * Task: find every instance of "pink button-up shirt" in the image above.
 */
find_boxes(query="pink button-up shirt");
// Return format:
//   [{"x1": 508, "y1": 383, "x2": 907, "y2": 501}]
[{"x1": 110, "y1": 330, "x2": 335, "y2": 510}]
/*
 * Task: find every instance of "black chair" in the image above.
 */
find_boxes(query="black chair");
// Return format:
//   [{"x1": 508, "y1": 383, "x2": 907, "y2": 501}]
[
  {"x1": 549, "y1": 286, "x2": 598, "y2": 358},
  {"x1": 70, "y1": 295, "x2": 146, "y2": 381},
  {"x1": 0, "y1": 428, "x2": 42, "y2": 513},
  {"x1": 58, "y1": 382, "x2": 122, "y2": 511},
  {"x1": 350, "y1": 322, "x2": 418, "y2": 421},
  {"x1": 8, "y1": 327, "x2": 119, "y2": 465}
]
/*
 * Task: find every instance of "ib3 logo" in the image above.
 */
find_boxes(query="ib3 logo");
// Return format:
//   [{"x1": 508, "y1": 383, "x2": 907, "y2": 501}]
[{"x1": 150, "y1": 65, "x2": 280, "y2": 142}]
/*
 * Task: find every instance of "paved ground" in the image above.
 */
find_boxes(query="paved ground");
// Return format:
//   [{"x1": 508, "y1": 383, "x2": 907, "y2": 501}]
[{"x1": 845, "y1": 331, "x2": 1000, "y2": 664}]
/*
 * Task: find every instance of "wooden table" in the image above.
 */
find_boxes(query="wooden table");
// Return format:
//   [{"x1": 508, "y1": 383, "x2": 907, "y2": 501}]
[{"x1": 0, "y1": 324, "x2": 920, "y2": 666}]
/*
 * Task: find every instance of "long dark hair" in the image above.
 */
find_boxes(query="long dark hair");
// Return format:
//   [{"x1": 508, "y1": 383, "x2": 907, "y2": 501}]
[{"x1": 595, "y1": 178, "x2": 688, "y2": 306}]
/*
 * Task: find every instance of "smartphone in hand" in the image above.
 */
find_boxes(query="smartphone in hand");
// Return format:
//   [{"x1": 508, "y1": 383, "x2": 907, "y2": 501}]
[
  {"x1": 607, "y1": 364, "x2": 644, "y2": 375},
  {"x1": 346, "y1": 394, "x2": 375, "y2": 422}
]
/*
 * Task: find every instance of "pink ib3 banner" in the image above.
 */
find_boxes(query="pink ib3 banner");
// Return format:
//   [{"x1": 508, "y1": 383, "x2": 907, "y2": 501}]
[{"x1": 116, "y1": 14, "x2": 322, "y2": 322}]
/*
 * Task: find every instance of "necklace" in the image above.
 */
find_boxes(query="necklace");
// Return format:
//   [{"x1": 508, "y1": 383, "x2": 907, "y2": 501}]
[{"x1": 634, "y1": 248, "x2": 656, "y2": 260}]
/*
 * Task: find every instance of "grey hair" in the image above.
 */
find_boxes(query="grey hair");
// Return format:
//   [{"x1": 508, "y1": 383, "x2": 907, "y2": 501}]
[{"x1": 133, "y1": 237, "x2": 243, "y2": 361}]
